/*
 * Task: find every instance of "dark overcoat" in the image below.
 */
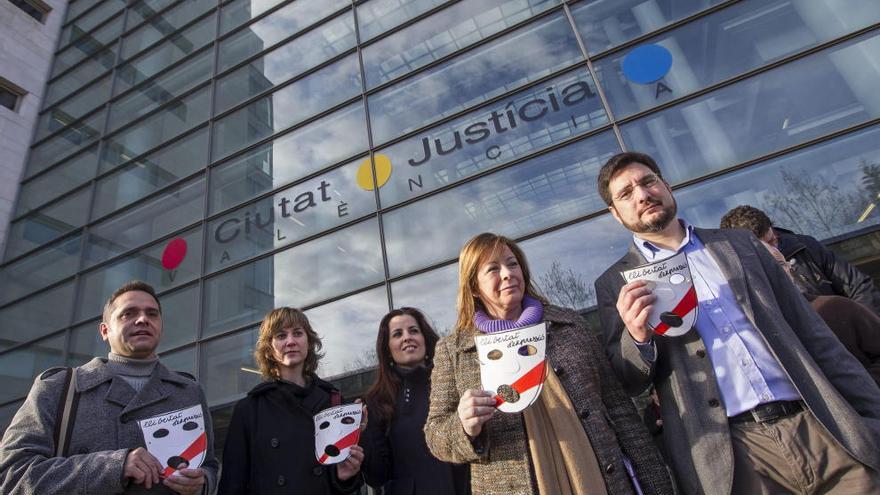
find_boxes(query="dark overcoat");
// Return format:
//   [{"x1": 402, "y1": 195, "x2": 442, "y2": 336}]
[
  {"x1": 362, "y1": 365, "x2": 470, "y2": 495},
  {"x1": 0, "y1": 357, "x2": 219, "y2": 494},
  {"x1": 424, "y1": 304, "x2": 674, "y2": 495},
  {"x1": 595, "y1": 227, "x2": 880, "y2": 495},
  {"x1": 217, "y1": 375, "x2": 361, "y2": 495}
]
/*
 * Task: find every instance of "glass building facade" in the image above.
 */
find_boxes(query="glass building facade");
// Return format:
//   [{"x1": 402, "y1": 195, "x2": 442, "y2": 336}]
[{"x1": 2, "y1": 0, "x2": 880, "y2": 453}]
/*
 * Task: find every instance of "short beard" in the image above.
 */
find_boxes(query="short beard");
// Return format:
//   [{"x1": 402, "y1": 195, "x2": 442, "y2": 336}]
[{"x1": 624, "y1": 200, "x2": 677, "y2": 234}]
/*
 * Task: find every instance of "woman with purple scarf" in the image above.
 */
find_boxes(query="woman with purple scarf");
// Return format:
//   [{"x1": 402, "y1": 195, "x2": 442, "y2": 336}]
[{"x1": 424, "y1": 233, "x2": 673, "y2": 495}]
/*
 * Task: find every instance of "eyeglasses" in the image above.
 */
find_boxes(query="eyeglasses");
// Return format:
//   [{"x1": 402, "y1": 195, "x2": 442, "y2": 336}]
[{"x1": 612, "y1": 174, "x2": 661, "y2": 203}]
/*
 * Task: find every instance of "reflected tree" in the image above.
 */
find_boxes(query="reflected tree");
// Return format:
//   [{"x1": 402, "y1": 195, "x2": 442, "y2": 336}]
[
  {"x1": 764, "y1": 170, "x2": 864, "y2": 240},
  {"x1": 536, "y1": 261, "x2": 595, "y2": 311},
  {"x1": 338, "y1": 347, "x2": 378, "y2": 375},
  {"x1": 862, "y1": 160, "x2": 880, "y2": 199}
]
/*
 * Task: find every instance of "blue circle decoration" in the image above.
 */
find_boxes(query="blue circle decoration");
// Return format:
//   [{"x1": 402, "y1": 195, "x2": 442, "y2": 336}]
[{"x1": 622, "y1": 44, "x2": 672, "y2": 84}]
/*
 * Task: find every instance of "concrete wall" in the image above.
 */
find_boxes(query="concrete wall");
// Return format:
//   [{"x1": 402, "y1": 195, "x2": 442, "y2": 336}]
[{"x1": 0, "y1": 0, "x2": 66, "y2": 258}]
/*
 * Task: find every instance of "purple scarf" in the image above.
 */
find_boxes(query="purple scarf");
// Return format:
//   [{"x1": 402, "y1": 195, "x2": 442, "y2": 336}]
[{"x1": 475, "y1": 295, "x2": 544, "y2": 333}]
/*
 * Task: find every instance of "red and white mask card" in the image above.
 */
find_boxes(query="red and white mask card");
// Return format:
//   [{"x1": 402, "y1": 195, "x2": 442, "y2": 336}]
[
  {"x1": 314, "y1": 404, "x2": 362, "y2": 465},
  {"x1": 475, "y1": 322, "x2": 547, "y2": 413},
  {"x1": 621, "y1": 251, "x2": 698, "y2": 337},
  {"x1": 138, "y1": 404, "x2": 207, "y2": 478}
]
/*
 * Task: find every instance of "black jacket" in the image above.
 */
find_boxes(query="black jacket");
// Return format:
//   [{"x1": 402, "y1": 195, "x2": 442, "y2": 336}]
[
  {"x1": 218, "y1": 375, "x2": 362, "y2": 495},
  {"x1": 776, "y1": 228, "x2": 880, "y2": 314},
  {"x1": 362, "y1": 365, "x2": 470, "y2": 495}
]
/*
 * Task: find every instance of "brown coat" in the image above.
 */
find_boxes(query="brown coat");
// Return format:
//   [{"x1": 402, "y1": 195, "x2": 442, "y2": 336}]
[{"x1": 424, "y1": 305, "x2": 673, "y2": 495}]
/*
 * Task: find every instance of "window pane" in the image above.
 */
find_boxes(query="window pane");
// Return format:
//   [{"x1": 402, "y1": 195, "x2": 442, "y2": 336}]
[
  {"x1": 570, "y1": 0, "x2": 724, "y2": 55},
  {"x1": 620, "y1": 31, "x2": 880, "y2": 186},
  {"x1": 58, "y1": 0, "x2": 126, "y2": 50},
  {"x1": 677, "y1": 125, "x2": 880, "y2": 241},
  {"x1": 66, "y1": 0, "x2": 103, "y2": 24},
  {"x1": 68, "y1": 319, "x2": 103, "y2": 366},
  {"x1": 156, "y1": 284, "x2": 200, "y2": 353},
  {"x1": 205, "y1": 159, "x2": 376, "y2": 272},
  {"x1": 356, "y1": 0, "x2": 448, "y2": 42},
  {"x1": 35, "y1": 75, "x2": 112, "y2": 141},
  {"x1": 0, "y1": 282, "x2": 74, "y2": 351},
  {"x1": 214, "y1": 12, "x2": 356, "y2": 115},
  {"x1": 391, "y1": 263, "x2": 458, "y2": 333},
  {"x1": 100, "y1": 86, "x2": 210, "y2": 173},
  {"x1": 26, "y1": 110, "x2": 104, "y2": 177},
  {"x1": 77, "y1": 227, "x2": 203, "y2": 320},
  {"x1": 109, "y1": 50, "x2": 213, "y2": 132},
  {"x1": 363, "y1": 0, "x2": 561, "y2": 89},
  {"x1": 210, "y1": 103, "x2": 367, "y2": 213},
  {"x1": 217, "y1": 0, "x2": 348, "y2": 72},
  {"x1": 0, "y1": 334, "x2": 66, "y2": 403},
  {"x1": 159, "y1": 345, "x2": 197, "y2": 376},
  {"x1": 84, "y1": 177, "x2": 205, "y2": 266},
  {"x1": 44, "y1": 63, "x2": 111, "y2": 110},
  {"x1": 377, "y1": 68, "x2": 607, "y2": 207},
  {"x1": 121, "y1": 0, "x2": 216, "y2": 60},
  {"x1": 595, "y1": 0, "x2": 880, "y2": 119},
  {"x1": 0, "y1": 235, "x2": 82, "y2": 305},
  {"x1": 114, "y1": 14, "x2": 216, "y2": 96},
  {"x1": 202, "y1": 218, "x2": 384, "y2": 337},
  {"x1": 126, "y1": 0, "x2": 179, "y2": 30},
  {"x1": 4, "y1": 188, "x2": 91, "y2": 260},
  {"x1": 367, "y1": 12, "x2": 583, "y2": 145},
  {"x1": 16, "y1": 146, "x2": 98, "y2": 215},
  {"x1": 212, "y1": 53, "x2": 361, "y2": 161},
  {"x1": 51, "y1": 14, "x2": 123, "y2": 78},
  {"x1": 200, "y1": 326, "x2": 261, "y2": 406},
  {"x1": 307, "y1": 286, "x2": 388, "y2": 379},
  {"x1": 219, "y1": 0, "x2": 287, "y2": 35},
  {"x1": 383, "y1": 130, "x2": 621, "y2": 276},
  {"x1": 93, "y1": 128, "x2": 209, "y2": 219}
]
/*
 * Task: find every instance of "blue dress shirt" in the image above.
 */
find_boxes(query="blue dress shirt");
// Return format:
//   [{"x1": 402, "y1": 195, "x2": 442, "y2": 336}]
[{"x1": 633, "y1": 221, "x2": 800, "y2": 416}]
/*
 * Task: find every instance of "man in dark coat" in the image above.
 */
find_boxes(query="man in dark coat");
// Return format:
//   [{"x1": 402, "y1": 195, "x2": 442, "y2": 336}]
[
  {"x1": 594, "y1": 152, "x2": 880, "y2": 495},
  {"x1": 720, "y1": 204, "x2": 880, "y2": 314},
  {"x1": 0, "y1": 280, "x2": 219, "y2": 494}
]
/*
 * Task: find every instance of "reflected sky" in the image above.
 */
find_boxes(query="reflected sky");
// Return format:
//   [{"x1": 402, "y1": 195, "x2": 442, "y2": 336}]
[
  {"x1": 391, "y1": 263, "x2": 459, "y2": 334},
  {"x1": 368, "y1": 11, "x2": 583, "y2": 145},
  {"x1": 0, "y1": 235, "x2": 81, "y2": 305},
  {"x1": 356, "y1": 0, "x2": 448, "y2": 42},
  {"x1": 621, "y1": 31, "x2": 880, "y2": 186},
  {"x1": 0, "y1": 282, "x2": 74, "y2": 353},
  {"x1": 211, "y1": 103, "x2": 368, "y2": 213},
  {"x1": 378, "y1": 68, "x2": 608, "y2": 207},
  {"x1": 220, "y1": 0, "x2": 285, "y2": 34},
  {"x1": 383, "y1": 130, "x2": 622, "y2": 277}
]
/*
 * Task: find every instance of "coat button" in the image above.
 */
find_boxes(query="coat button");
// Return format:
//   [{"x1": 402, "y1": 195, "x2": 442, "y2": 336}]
[
  {"x1": 270, "y1": 438, "x2": 279, "y2": 448},
  {"x1": 605, "y1": 463, "x2": 614, "y2": 474},
  {"x1": 708, "y1": 398, "x2": 720, "y2": 408},
  {"x1": 696, "y1": 349, "x2": 706, "y2": 358},
  {"x1": 312, "y1": 466, "x2": 324, "y2": 476},
  {"x1": 277, "y1": 475, "x2": 286, "y2": 486},
  {"x1": 579, "y1": 409, "x2": 590, "y2": 419},
  {"x1": 554, "y1": 366, "x2": 565, "y2": 376}
]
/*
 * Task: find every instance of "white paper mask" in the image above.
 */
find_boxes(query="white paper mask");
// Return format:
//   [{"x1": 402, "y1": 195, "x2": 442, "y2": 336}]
[
  {"x1": 474, "y1": 322, "x2": 547, "y2": 413},
  {"x1": 313, "y1": 404, "x2": 362, "y2": 465},
  {"x1": 138, "y1": 404, "x2": 207, "y2": 477},
  {"x1": 621, "y1": 251, "x2": 698, "y2": 337}
]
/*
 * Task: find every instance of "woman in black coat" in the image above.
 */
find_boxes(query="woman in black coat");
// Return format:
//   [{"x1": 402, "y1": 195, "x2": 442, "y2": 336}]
[
  {"x1": 218, "y1": 307, "x2": 363, "y2": 495},
  {"x1": 362, "y1": 307, "x2": 470, "y2": 495}
]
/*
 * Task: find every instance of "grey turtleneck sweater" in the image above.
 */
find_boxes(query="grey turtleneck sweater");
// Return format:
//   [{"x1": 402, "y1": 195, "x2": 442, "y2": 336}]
[{"x1": 106, "y1": 352, "x2": 159, "y2": 393}]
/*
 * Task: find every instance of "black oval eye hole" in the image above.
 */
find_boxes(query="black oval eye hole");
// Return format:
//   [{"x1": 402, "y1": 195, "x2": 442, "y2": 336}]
[
  {"x1": 167, "y1": 455, "x2": 187, "y2": 469},
  {"x1": 487, "y1": 349, "x2": 503, "y2": 360},
  {"x1": 324, "y1": 445, "x2": 341, "y2": 457},
  {"x1": 341, "y1": 416, "x2": 355, "y2": 425},
  {"x1": 182, "y1": 421, "x2": 199, "y2": 431},
  {"x1": 153, "y1": 428, "x2": 169, "y2": 438},
  {"x1": 319, "y1": 421, "x2": 331, "y2": 430},
  {"x1": 518, "y1": 345, "x2": 537, "y2": 356}
]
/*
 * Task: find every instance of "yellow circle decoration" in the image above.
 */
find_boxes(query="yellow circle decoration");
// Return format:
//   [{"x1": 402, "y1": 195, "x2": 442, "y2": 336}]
[{"x1": 356, "y1": 154, "x2": 393, "y2": 191}]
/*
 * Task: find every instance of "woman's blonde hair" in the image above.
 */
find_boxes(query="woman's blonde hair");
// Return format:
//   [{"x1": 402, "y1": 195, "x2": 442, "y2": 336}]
[
  {"x1": 455, "y1": 233, "x2": 546, "y2": 333},
  {"x1": 254, "y1": 307, "x2": 324, "y2": 380}
]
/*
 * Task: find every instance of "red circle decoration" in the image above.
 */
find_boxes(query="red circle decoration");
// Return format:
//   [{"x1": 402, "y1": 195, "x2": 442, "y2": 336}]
[{"x1": 161, "y1": 238, "x2": 188, "y2": 270}]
